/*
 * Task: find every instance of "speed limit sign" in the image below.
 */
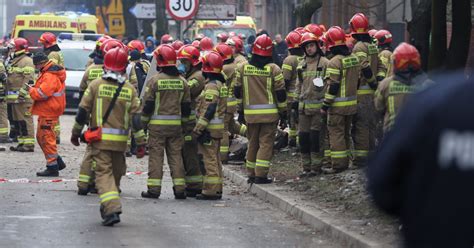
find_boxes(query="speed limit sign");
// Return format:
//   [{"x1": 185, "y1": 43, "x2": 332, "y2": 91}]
[{"x1": 166, "y1": 0, "x2": 199, "y2": 21}]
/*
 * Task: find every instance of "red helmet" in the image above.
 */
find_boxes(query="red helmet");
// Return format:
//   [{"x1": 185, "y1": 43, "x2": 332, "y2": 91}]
[
  {"x1": 349, "y1": 13, "x2": 369, "y2": 35},
  {"x1": 374, "y1": 30, "x2": 393, "y2": 45},
  {"x1": 294, "y1": 27, "x2": 305, "y2": 35},
  {"x1": 319, "y1": 24, "x2": 327, "y2": 33},
  {"x1": 201, "y1": 51, "x2": 223, "y2": 74},
  {"x1": 38, "y1": 32, "x2": 57, "y2": 48},
  {"x1": 238, "y1": 33, "x2": 246, "y2": 40},
  {"x1": 191, "y1": 40, "x2": 201, "y2": 49},
  {"x1": 228, "y1": 31, "x2": 237, "y2": 38},
  {"x1": 285, "y1": 31, "x2": 302, "y2": 49},
  {"x1": 160, "y1": 34, "x2": 174, "y2": 44},
  {"x1": 195, "y1": 33, "x2": 205, "y2": 41},
  {"x1": 171, "y1": 40, "x2": 184, "y2": 51},
  {"x1": 96, "y1": 35, "x2": 111, "y2": 48},
  {"x1": 153, "y1": 44, "x2": 177, "y2": 67},
  {"x1": 127, "y1": 40, "x2": 145, "y2": 53},
  {"x1": 368, "y1": 29, "x2": 378, "y2": 37},
  {"x1": 217, "y1": 32, "x2": 229, "y2": 42},
  {"x1": 226, "y1": 36, "x2": 244, "y2": 53},
  {"x1": 104, "y1": 47, "x2": 129, "y2": 72},
  {"x1": 304, "y1": 24, "x2": 323, "y2": 38},
  {"x1": 252, "y1": 34, "x2": 273, "y2": 57},
  {"x1": 214, "y1": 43, "x2": 233, "y2": 61},
  {"x1": 177, "y1": 45, "x2": 201, "y2": 66},
  {"x1": 393, "y1": 42, "x2": 421, "y2": 72},
  {"x1": 100, "y1": 39, "x2": 126, "y2": 55},
  {"x1": 300, "y1": 32, "x2": 320, "y2": 47},
  {"x1": 9, "y1": 38, "x2": 29, "y2": 53},
  {"x1": 200, "y1": 37, "x2": 214, "y2": 51},
  {"x1": 326, "y1": 26, "x2": 347, "y2": 49}
]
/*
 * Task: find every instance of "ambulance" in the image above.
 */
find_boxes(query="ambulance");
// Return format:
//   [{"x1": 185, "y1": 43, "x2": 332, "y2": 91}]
[
  {"x1": 11, "y1": 12, "x2": 98, "y2": 46},
  {"x1": 188, "y1": 15, "x2": 257, "y2": 43}
]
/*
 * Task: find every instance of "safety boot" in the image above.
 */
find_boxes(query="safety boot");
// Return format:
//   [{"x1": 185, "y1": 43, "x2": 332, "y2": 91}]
[
  {"x1": 247, "y1": 176, "x2": 255, "y2": 184},
  {"x1": 196, "y1": 194, "x2": 222, "y2": 200},
  {"x1": 254, "y1": 176, "x2": 273, "y2": 184},
  {"x1": 56, "y1": 137, "x2": 61, "y2": 145},
  {"x1": 185, "y1": 188, "x2": 202, "y2": 197},
  {"x1": 57, "y1": 156, "x2": 66, "y2": 171},
  {"x1": 322, "y1": 167, "x2": 347, "y2": 174},
  {"x1": 17, "y1": 146, "x2": 34, "y2": 152},
  {"x1": 141, "y1": 191, "x2": 160, "y2": 199},
  {"x1": 77, "y1": 188, "x2": 89, "y2": 196},
  {"x1": 36, "y1": 168, "x2": 59, "y2": 177},
  {"x1": 0, "y1": 136, "x2": 9, "y2": 143},
  {"x1": 9, "y1": 144, "x2": 22, "y2": 151},
  {"x1": 299, "y1": 170, "x2": 315, "y2": 178},
  {"x1": 102, "y1": 213, "x2": 121, "y2": 226}
]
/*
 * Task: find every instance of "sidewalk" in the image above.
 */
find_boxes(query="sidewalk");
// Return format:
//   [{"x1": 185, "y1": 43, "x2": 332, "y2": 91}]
[{"x1": 223, "y1": 162, "x2": 399, "y2": 248}]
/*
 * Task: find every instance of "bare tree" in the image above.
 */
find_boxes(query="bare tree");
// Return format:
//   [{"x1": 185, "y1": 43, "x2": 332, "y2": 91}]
[
  {"x1": 445, "y1": 0, "x2": 472, "y2": 70},
  {"x1": 294, "y1": 0, "x2": 323, "y2": 27},
  {"x1": 407, "y1": 0, "x2": 432, "y2": 71},
  {"x1": 428, "y1": 0, "x2": 447, "y2": 71}
]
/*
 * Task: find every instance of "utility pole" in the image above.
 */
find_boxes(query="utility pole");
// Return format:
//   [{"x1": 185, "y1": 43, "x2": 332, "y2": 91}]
[{"x1": 155, "y1": 0, "x2": 169, "y2": 42}]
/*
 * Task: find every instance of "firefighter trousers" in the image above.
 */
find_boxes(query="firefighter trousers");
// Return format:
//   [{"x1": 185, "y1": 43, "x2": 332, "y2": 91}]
[
  {"x1": 183, "y1": 121, "x2": 203, "y2": 191},
  {"x1": 36, "y1": 117, "x2": 59, "y2": 169},
  {"x1": 287, "y1": 102, "x2": 298, "y2": 145},
  {"x1": 92, "y1": 148, "x2": 125, "y2": 216},
  {"x1": 246, "y1": 122, "x2": 277, "y2": 178},
  {"x1": 221, "y1": 113, "x2": 246, "y2": 162},
  {"x1": 77, "y1": 145, "x2": 95, "y2": 190},
  {"x1": 298, "y1": 113, "x2": 324, "y2": 171},
  {"x1": 11, "y1": 102, "x2": 35, "y2": 148},
  {"x1": 0, "y1": 101, "x2": 8, "y2": 140},
  {"x1": 352, "y1": 96, "x2": 376, "y2": 167},
  {"x1": 198, "y1": 138, "x2": 223, "y2": 197},
  {"x1": 327, "y1": 114, "x2": 353, "y2": 170},
  {"x1": 147, "y1": 132, "x2": 186, "y2": 195}
]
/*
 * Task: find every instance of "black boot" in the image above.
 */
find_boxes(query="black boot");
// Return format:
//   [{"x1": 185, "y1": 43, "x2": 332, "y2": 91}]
[
  {"x1": 185, "y1": 188, "x2": 202, "y2": 197},
  {"x1": 10, "y1": 144, "x2": 22, "y2": 151},
  {"x1": 57, "y1": 156, "x2": 66, "y2": 171},
  {"x1": 196, "y1": 194, "x2": 222, "y2": 200},
  {"x1": 36, "y1": 168, "x2": 59, "y2": 177},
  {"x1": 247, "y1": 176, "x2": 255, "y2": 184},
  {"x1": 102, "y1": 213, "x2": 121, "y2": 226},
  {"x1": 77, "y1": 187, "x2": 89, "y2": 196},
  {"x1": 254, "y1": 176, "x2": 273, "y2": 184},
  {"x1": 173, "y1": 187, "x2": 187, "y2": 199},
  {"x1": 141, "y1": 191, "x2": 160, "y2": 199}
]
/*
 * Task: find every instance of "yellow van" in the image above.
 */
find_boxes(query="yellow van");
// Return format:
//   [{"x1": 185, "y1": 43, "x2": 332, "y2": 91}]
[
  {"x1": 11, "y1": 12, "x2": 98, "y2": 46},
  {"x1": 189, "y1": 16, "x2": 257, "y2": 42}
]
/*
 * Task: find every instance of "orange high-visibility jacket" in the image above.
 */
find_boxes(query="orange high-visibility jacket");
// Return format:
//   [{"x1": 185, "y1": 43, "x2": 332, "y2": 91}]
[{"x1": 29, "y1": 61, "x2": 66, "y2": 117}]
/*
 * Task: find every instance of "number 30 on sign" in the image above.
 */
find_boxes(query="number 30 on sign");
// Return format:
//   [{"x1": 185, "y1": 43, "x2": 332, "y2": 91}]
[{"x1": 166, "y1": 0, "x2": 199, "y2": 21}]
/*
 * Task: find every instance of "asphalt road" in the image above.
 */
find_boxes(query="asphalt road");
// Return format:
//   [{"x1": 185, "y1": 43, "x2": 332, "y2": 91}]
[{"x1": 0, "y1": 115, "x2": 337, "y2": 247}]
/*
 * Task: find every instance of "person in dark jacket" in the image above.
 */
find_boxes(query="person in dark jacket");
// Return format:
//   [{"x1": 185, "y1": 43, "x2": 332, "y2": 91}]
[{"x1": 368, "y1": 74, "x2": 474, "y2": 248}]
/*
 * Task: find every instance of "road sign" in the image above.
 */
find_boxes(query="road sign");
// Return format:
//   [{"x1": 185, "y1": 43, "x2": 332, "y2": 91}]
[
  {"x1": 166, "y1": 0, "x2": 199, "y2": 21},
  {"x1": 130, "y1": 3, "x2": 156, "y2": 19},
  {"x1": 196, "y1": 4, "x2": 236, "y2": 20}
]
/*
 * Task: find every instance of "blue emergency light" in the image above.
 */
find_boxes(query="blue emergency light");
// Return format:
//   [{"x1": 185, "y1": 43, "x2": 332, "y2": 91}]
[{"x1": 58, "y1": 33, "x2": 102, "y2": 42}]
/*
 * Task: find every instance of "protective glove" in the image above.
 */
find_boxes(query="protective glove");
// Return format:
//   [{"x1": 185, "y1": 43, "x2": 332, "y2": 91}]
[
  {"x1": 136, "y1": 145, "x2": 146, "y2": 159},
  {"x1": 70, "y1": 134, "x2": 80, "y2": 146}
]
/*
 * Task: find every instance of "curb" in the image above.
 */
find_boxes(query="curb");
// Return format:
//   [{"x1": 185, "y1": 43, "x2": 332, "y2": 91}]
[{"x1": 223, "y1": 166, "x2": 381, "y2": 248}]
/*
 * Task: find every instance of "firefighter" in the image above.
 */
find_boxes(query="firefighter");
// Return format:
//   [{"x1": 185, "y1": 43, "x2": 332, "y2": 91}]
[
  {"x1": 126, "y1": 40, "x2": 151, "y2": 157},
  {"x1": 86, "y1": 36, "x2": 111, "y2": 68},
  {"x1": 349, "y1": 13, "x2": 380, "y2": 167},
  {"x1": 217, "y1": 32, "x2": 229, "y2": 43},
  {"x1": 282, "y1": 31, "x2": 304, "y2": 147},
  {"x1": 320, "y1": 26, "x2": 361, "y2": 173},
  {"x1": 0, "y1": 60, "x2": 8, "y2": 143},
  {"x1": 214, "y1": 43, "x2": 246, "y2": 163},
  {"x1": 234, "y1": 34, "x2": 287, "y2": 184},
  {"x1": 141, "y1": 44, "x2": 191, "y2": 200},
  {"x1": 177, "y1": 45, "x2": 206, "y2": 197},
  {"x1": 6, "y1": 38, "x2": 35, "y2": 152},
  {"x1": 29, "y1": 53, "x2": 66, "y2": 176},
  {"x1": 295, "y1": 32, "x2": 329, "y2": 176},
  {"x1": 226, "y1": 36, "x2": 247, "y2": 65},
  {"x1": 160, "y1": 34, "x2": 174, "y2": 45},
  {"x1": 200, "y1": 37, "x2": 214, "y2": 53},
  {"x1": 374, "y1": 43, "x2": 431, "y2": 133},
  {"x1": 374, "y1": 30, "x2": 394, "y2": 80},
  {"x1": 71, "y1": 47, "x2": 146, "y2": 226},
  {"x1": 193, "y1": 51, "x2": 227, "y2": 200},
  {"x1": 77, "y1": 39, "x2": 123, "y2": 195}
]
